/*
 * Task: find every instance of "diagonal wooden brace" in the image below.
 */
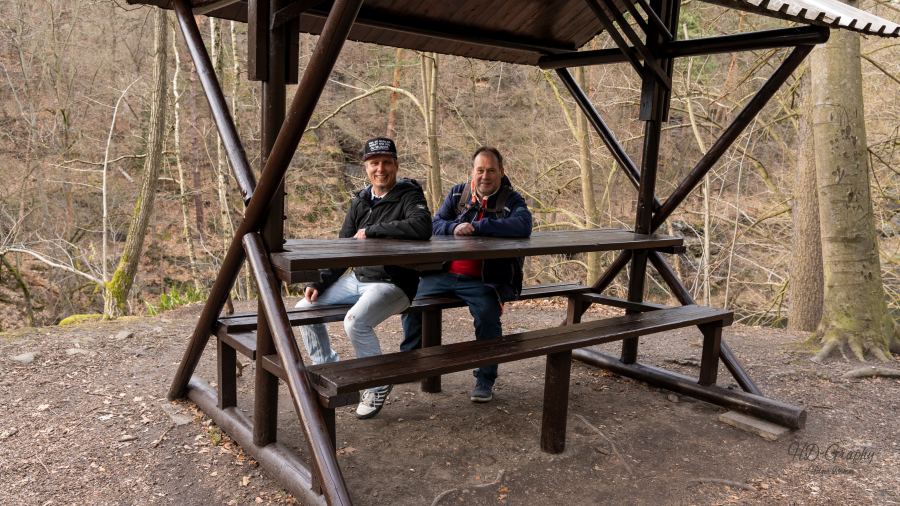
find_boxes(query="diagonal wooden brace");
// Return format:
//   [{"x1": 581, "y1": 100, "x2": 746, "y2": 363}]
[
  {"x1": 648, "y1": 250, "x2": 761, "y2": 395},
  {"x1": 597, "y1": 0, "x2": 672, "y2": 89},
  {"x1": 634, "y1": 0, "x2": 674, "y2": 40},
  {"x1": 555, "y1": 68, "x2": 661, "y2": 212},
  {"x1": 583, "y1": 0, "x2": 645, "y2": 78},
  {"x1": 168, "y1": 0, "x2": 364, "y2": 401},
  {"x1": 651, "y1": 44, "x2": 814, "y2": 231},
  {"x1": 172, "y1": 0, "x2": 256, "y2": 203},
  {"x1": 243, "y1": 233, "x2": 351, "y2": 506}
]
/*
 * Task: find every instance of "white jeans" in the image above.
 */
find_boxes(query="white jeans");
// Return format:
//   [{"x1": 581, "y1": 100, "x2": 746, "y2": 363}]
[{"x1": 295, "y1": 272, "x2": 410, "y2": 364}]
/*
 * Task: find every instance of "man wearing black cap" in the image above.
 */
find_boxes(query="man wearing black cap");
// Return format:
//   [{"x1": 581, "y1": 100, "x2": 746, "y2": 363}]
[{"x1": 296, "y1": 137, "x2": 431, "y2": 419}]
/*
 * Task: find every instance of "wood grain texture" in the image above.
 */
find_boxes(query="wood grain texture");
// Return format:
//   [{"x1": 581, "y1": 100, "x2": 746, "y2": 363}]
[{"x1": 293, "y1": 304, "x2": 732, "y2": 395}]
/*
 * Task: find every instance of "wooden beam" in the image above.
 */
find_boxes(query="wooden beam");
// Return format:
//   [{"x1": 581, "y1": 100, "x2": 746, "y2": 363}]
[
  {"x1": 572, "y1": 348, "x2": 806, "y2": 429},
  {"x1": 248, "y1": 0, "x2": 269, "y2": 81},
  {"x1": 168, "y1": 0, "x2": 362, "y2": 402},
  {"x1": 172, "y1": 0, "x2": 256, "y2": 202},
  {"x1": 299, "y1": 3, "x2": 576, "y2": 55},
  {"x1": 272, "y1": 0, "x2": 326, "y2": 29},
  {"x1": 652, "y1": 44, "x2": 815, "y2": 230},
  {"x1": 244, "y1": 233, "x2": 351, "y2": 505},
  {"x1": 194, "y1": 0, "x2": 242, "y2": 15}
]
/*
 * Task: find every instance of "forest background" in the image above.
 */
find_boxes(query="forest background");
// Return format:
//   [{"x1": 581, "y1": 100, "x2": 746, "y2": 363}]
[{"x1": 0, "y1": 0, "x2": 897, "y2": 344}]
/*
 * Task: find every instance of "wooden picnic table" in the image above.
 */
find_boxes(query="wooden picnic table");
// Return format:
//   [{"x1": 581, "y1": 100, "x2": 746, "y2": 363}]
[{"x1": 270, "y1": 229, "x2": 683, "y2": 282}]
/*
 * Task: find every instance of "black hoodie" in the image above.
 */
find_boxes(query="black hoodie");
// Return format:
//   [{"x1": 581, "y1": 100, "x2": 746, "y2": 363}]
[{"x1": 311, "y1": 178, "x2": 432, "y2": 300}]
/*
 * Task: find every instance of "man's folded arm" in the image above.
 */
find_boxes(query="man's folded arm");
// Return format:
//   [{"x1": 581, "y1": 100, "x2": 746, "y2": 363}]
[{"x1": 365, "y1": 192, "x2": 432, "y2": 240}]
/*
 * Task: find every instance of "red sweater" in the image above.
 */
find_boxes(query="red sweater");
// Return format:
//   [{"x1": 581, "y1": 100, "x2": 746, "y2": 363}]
[{"x1": 448, "y1": 193, "x2": 487, "y2": 277}]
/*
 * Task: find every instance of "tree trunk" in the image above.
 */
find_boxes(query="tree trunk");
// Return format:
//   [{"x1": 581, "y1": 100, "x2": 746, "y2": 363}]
[
  {"x1": 211, "y1": 19, "x2": 236, "y2": 260},
  {"x1": 684, "y1": 43, "x2": 712, "y2": 306},
  {"x1": 104, "y1": 9, "x2": 169, "y2": 317},
  {"x1": 172, "y1": 26, "x2": 201, "y2": 292},
  {"x1": 810, "y1": 13, "x2": 896, "y2": 361},
  {"x1": 1, "y1": 255, "x2": 34, "y2": 326},
  {"x1": 187, "y1": 69, "x2": 206, "y2": 232},
  {"x1": 421, "y1": 52, "x2": 442, "y2": 212},
  {"x1": 574, "y1": 67, "x2": 601, "y2": 284},
  {"x1": 788, "y1": 72, "x2": 823, "y2": 331},
  {"x1": 386, "y1": 48, "x2": 403, "y2": 137},
  {"x1": 229, "y1": 19, "x2": 252, "y2": 301}
]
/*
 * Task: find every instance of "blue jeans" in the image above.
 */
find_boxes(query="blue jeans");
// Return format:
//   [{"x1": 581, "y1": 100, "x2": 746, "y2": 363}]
[
  {"x1": 296, "y1": 272, "x2": 410, "y2": 364},
  {"x1": 401, "y1": 273, "x2": 502, "y2": 386}
]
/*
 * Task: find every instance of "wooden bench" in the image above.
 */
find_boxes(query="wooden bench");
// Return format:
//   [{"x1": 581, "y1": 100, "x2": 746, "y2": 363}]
[
  {"x1": 213, "y1": 283, "x2": 592, "y2": 407},
  {"x1": 260, "y1": 304, "x2": 733, "y2": 454},
  {"x1": 214, "y1": 282, "x2": 591, "y2": 360}
]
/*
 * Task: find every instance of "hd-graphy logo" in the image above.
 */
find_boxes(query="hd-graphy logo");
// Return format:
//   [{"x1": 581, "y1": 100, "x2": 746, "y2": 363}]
[{"x1": 788, "y1": 441, "x2": 876, "y2": 474}]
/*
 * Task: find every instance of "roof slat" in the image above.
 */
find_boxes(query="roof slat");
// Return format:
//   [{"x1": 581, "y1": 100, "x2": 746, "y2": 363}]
[
  {"x1": 126, "y1": 0, "x2": 899, "y2": 66},
  {"x1": 701, "y1": 0, "x2": 900, "y2": 37}
]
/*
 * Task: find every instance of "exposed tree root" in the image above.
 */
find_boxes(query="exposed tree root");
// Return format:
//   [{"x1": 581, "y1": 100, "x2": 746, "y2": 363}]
[
  {"x1": 841, "y1": 366, "x2": 900, "y2": 379},
  {"x1": 430, "y1": 470, "x2": 505, "y2": 506},
  {"x1": 576, "y1": 413, "x2": 633, "y2": 475},
  {"x1": 811, "y1": 325, "x2": 892, "y2": 363}
]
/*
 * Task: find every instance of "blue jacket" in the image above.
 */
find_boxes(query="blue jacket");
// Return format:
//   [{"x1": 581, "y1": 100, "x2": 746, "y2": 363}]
[{"x1": 432, "y1": 176, "x2": 532, "y2": 300}]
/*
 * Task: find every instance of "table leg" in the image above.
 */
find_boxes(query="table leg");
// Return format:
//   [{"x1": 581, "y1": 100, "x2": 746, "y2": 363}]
[
  {"x1": 312, "y1": 406, "x2": 336, "y2": 495},
  {"x1": 541, "y1": 350, "x2": 572, "y2": 454},
  {"x1": 217, "y1": 339, "x2": 237, "y2": 409},
  {"x1": 698, "y1": 323, "x2": 722, "y2": 386},
  {"x1": 421, "y1": 308, "x2": 442, "y2": 393}
]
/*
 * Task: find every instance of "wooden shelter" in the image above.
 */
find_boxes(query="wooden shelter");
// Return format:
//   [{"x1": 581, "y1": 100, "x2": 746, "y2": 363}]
[{"x1": 124, "y1": 0, "x2": 899, "y2": 504}]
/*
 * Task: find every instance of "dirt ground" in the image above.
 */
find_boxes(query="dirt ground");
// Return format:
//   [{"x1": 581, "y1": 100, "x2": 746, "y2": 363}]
[{"x1": 1, "y1": 301, "x2": 898, "y2": 505}]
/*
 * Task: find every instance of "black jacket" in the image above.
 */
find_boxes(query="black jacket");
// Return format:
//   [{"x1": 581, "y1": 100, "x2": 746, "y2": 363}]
[
  {"x1": 312, "y1": 178, "x2": 432, "y2": 300},
  {"x1": 432, "y1": 176, "x2": 533, "y2": 301}
]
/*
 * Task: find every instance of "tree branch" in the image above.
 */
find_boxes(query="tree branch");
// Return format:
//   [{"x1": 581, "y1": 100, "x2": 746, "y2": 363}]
[{"x1": 2, "y1": 247, "x2": 103, "y2": 284}]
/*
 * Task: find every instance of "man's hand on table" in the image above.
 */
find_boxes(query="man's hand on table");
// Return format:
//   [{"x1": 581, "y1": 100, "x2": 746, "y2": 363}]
[
  {"x1": 304, "y1": 286, "x2": 319, "y2": 302},
  {"x1": 353, "y1": 229, "x2": 367, "y2": 239},
  {"x1": 454, "y1": 223, "x2": 475, "y2": 236}
]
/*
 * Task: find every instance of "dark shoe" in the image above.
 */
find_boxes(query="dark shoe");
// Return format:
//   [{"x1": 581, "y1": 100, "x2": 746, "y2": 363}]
[
  {"x1": 470, "y1": 381, "x2": 493, "y2": 403},
  {"x1": 356, "y1": 384, "x2": 392, "y2": 419}
]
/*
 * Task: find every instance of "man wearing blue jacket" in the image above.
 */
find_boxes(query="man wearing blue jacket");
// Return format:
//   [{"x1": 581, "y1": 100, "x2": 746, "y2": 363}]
[{"x1": 401, "y1": 147, "x2": 532, "y2": 402}]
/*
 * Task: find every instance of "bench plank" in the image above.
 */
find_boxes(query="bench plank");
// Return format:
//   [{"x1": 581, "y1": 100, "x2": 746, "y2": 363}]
[
  {"x1": 299, "y1": 304, "x2": 731, "y2": 395},
  {"x1": 217, "y1": 283, "x2": 590, "y2": 333},
  {"x1": 215, "y1": 283, "x2": 590, "y2": 362}
]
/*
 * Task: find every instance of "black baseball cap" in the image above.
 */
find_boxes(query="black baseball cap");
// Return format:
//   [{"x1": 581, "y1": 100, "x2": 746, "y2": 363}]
[{"x1": 363, "y1": 137, "x2": 398, "y2": 161}]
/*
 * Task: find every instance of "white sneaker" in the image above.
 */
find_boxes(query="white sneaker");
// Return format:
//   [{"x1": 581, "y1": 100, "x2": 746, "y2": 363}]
[{"x1": 355, "y1": 385, "x2": 392, "y2": 419}]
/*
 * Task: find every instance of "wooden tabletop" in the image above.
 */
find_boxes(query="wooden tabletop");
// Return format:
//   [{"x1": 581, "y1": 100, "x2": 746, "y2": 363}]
[{"x1": 271, "y1": 229, "x2": 681, "y2": 279}]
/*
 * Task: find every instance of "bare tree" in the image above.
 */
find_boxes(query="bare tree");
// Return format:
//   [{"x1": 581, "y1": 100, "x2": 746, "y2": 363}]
[
  {"x1": 573, "y1": 67, "x2": 601, "y2": 283},
  {"x1": 421, "y1": 52, "x2": 442, "y2": 212},
  {"x1": 210, "y1": 18, "x2": 236, "y2": 265},
  {"x1": 386, "y1": 48, "x2": 404, "y2": 137},
  {"x1": 172, "y1": 24, "x2": 200, "y2": 291},
  {"x1": 105, "y1": 8, "x2": 169, "y2": 317},
  {"x1": 788, "y1": 71, "x2": 823, "y2": 331}
]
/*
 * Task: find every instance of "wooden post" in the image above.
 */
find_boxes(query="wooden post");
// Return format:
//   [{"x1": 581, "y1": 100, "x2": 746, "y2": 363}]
[
  {"x1": 622, "y1": 0, "x2": 678, "y2": 364},
  {"x1": 312, "y1": 407, "x2": 337, "y2": 494},
  {"x1": 566, "y1": 295, "x2": 584, "y2": 325},
  {"x1": 245, "y1": 233, "x2": 352, "y2": 505},
  {"x1": 698, "y1": 323, "x2": 722, "y2": 386},
  {"x1": 168, "y1": 0, "x2": 363, "y2": 401},
  {"x1": 420, "y1": 308, "x2": 442, "y2": 392},
  {"x1": 254, "y1": 0, "x2": 291, "y2": 447},
  {"x1": 217, "y1": 340, "x2": 238, "y2": 408},
  {"x1": 541, "y1": 350, "x2": 572, "y2": 454}
]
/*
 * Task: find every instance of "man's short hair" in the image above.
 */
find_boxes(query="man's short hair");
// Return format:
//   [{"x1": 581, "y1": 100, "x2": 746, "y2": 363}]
[{"x1": 472, "y1": 146, "x2": 503, "y2": 169}]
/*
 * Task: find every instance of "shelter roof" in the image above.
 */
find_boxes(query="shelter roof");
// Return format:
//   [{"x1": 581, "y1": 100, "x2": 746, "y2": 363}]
[{"x1": 128, "y1": 0, "x2": 899, "y2": 65}]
